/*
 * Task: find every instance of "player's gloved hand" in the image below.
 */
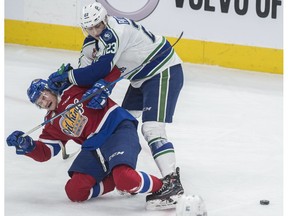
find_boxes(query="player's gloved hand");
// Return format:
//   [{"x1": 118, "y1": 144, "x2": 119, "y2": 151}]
[
  {"x1": 82, "y1": 79, "x2": 112, "y2": 109},
  {"x1": 6, "y1": 131, "x2": 36, "y2": 155},
  {"x1": 48, "y1": 63, "x2": 73, "y2": 94}
]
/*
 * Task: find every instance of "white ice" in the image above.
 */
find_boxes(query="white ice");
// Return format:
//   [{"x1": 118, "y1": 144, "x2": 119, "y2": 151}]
[{"x1": 4, "y1": 44, "x2": 283, "y2": 216}]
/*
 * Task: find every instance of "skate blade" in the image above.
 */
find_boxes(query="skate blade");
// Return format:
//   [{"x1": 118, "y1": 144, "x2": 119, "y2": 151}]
[{"x1": 146, "y1": 194, "x2": 183, "y2": 210}]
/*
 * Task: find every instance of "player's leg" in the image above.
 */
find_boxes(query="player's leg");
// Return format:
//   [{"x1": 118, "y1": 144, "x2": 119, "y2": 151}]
[
  {"x1": 65, "y1": 172, "x2": 115, "y2": 202},
  {"x1": 65, "y1": 149, "x2": 115, "y2": 202},
  {"x1": 140, "y1": 64, "x2": 184, "y2": 177},
  {"x1": 112, "y1": 165, "x2": 163, "y2": 194},
  {"x1": 141, "y1": 64, "x2": 185, "y2": 209},
  {"x1": 101, "y1": 120, "x2": 163, "y2": 194},
  {"x1": 121, "y1": 84, "x2": 143, "y2": 118}
]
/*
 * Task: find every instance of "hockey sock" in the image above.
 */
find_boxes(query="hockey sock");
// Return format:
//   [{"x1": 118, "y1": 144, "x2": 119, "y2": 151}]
[
  {"x1": 91, "y1": 174, "x2": 115, "y2": 198},
  {"x1": 135, "y1": 171, "x2": 163, "y2": 193},
  {"x1": 65, "y1": 172, "x2": 115, "y2": 202},
  {"x1": 112, "y1": 165, "x2": 162, "y2": 194},
  {"x1": 141, "y1": 122, "x2": 177, "y2": 177},
  {"x1": 149, "y1": 138, "x2": 176, "y2": 177}
]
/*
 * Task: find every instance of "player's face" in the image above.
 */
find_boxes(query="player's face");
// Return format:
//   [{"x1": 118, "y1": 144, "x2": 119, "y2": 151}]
[
  {"x1": 85, "y1": 22, "x2": 106, "y2": 39},
  {"x1": 35, "y1": 90, "x2": 58, "y2": 111}
]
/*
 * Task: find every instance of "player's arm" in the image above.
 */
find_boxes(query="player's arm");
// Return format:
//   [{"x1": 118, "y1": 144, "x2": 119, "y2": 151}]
[
  {"x1": 81, "y1": 66, "x2": 121, "y2": 109},
  {"x1": 6, "y1": 131, "x2": 63, "y2": 162},
  {"x1": 71, "y1": 27, "x2": 120, "y2": 86},
  {"x1": 26, "y1": 139, "x2": 62, "y2": 162},
  {"x1": 78, "y1": 36, "x2": 98, "y2": 68},
  {"x1": 48, "y1": 28, "x2": 119, "y2": 91},
  {"x1": 69, "y1": 51, "x2": 115, "y2": 86}
]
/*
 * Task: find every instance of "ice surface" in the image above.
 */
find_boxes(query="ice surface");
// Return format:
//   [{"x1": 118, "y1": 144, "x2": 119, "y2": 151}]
[{"x1": 4, "y1": 44, "x2": 283, "y2": 216}]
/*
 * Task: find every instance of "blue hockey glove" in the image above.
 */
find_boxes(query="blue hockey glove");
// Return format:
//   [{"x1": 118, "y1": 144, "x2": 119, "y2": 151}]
[
  {"x1": 82, "y1": 79, "x2": 112, "y2": 109},
  {"x1": 47, "y1": 63, "x2": 73, "y2": 94},
  {"x1": 6, "y1": 131, "x2": 36, "y2": 155}
]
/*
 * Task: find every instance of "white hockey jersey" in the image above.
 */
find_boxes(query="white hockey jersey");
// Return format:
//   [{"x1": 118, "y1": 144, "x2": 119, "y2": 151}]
[{"x1": 73, "y1": 16, "x2": 182, "y2": 88}]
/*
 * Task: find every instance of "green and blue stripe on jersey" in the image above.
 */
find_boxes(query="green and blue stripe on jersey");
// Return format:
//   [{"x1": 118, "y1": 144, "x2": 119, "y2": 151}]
[
  {"x1": 70, "y1": 27, "x2": 175, "y2": 87},
  {"x1": 126, "y1": 37, "x2": 174, "y2": 81}
]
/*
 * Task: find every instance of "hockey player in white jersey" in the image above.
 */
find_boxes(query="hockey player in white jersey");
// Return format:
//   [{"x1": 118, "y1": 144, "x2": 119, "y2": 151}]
[{"x1": 47, "y1": 1, "x2": 184, "y2": 209}]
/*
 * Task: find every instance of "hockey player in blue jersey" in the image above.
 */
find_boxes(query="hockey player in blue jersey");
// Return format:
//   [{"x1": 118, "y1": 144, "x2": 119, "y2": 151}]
[{"x1": 47, "y1": 1, "x2": 184, "y2": 208}]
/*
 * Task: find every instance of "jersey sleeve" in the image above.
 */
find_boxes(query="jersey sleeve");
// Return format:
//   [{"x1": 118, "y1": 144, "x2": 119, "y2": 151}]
[
  {"x1": 69, "y1": 27, "x2": 119, "y2": 87},
  {"x1": 78, "y1": 36, "x2": 97, "y2": 68},
  {"x1": 25, "y1": 140, "x2": 55, "y2": 162},
  {"x1": 25, "y1": 123, "x2": 68, "y2": 162}
]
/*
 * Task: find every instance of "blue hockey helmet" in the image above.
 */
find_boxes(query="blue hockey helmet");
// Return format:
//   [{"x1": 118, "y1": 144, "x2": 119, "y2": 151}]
[{"x1": 27, "y1": 79, "x2": 49, "y2": 103}]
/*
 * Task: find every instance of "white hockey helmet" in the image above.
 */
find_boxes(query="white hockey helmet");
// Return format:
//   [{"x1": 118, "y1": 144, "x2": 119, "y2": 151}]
[
  {"x1": 176, "y1": 194, "x2": 207, "y2": 216},
  {"x1": 80, "y1": 1, "x2": 107, "y2": 29}
]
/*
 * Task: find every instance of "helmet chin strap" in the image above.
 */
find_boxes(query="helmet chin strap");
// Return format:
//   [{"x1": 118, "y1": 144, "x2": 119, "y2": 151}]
[{"x1": 103, "y1": 16, "x2": 108, "y2": 25}]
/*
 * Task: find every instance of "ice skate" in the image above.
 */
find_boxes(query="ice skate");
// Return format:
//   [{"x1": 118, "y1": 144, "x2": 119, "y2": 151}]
[{"x1": 146, "y1": 167, "x2": 184, "y2": 210}]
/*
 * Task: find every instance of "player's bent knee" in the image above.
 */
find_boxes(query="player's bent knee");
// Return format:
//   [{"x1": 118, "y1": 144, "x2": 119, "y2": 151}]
[
  {"x1": 112, "y1": 165, "x2": 141, "y2": 193},
  {"x1": 141, "y1": 121, "x2": 167, "y2": 142},
  {"x1": 65, "y1": 172, "x2": 96, "y2": 202}
]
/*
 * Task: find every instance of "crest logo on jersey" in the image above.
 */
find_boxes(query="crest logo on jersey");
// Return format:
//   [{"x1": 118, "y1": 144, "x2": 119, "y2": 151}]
[
  {"x1": 103, "y1": 31, "x2": 112, "y2": 41},
  {"x1": 59, "y1": 99, "x2": 88, "y2": 137}
]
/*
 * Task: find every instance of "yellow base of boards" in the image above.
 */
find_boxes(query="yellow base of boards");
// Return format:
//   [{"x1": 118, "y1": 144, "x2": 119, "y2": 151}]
[{"x1": 5, "y1": 19, "x2": 283, "y2": 74}]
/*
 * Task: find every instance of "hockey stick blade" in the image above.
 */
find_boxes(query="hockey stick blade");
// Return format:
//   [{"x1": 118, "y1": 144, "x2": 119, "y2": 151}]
[{"x1": 62, "y1": 147, "x2": 80, "y2": 160}]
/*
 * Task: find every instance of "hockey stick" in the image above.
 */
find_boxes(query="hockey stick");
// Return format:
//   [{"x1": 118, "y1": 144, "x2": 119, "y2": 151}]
[
  {"x1": 23, "y1": 31, "x2": 184, "y2": 136},
  {"x1": 23, "y1": 31, "x2": 184, "y2": 159},
  {"x1": 61, "y1": 144, "x2": 80, "y2": 160}
]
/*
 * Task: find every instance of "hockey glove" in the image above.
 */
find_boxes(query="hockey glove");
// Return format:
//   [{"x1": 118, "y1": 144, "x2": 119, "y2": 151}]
[
  {"x1": 6, "y1": 131, "x2": 36, "y2": 155},
  {"x1": 48, "y1": 63, "x2": 73, "y2": 94},
  {"x1": 82, "y1": 79, "x2": 112, "y2": 109}
]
